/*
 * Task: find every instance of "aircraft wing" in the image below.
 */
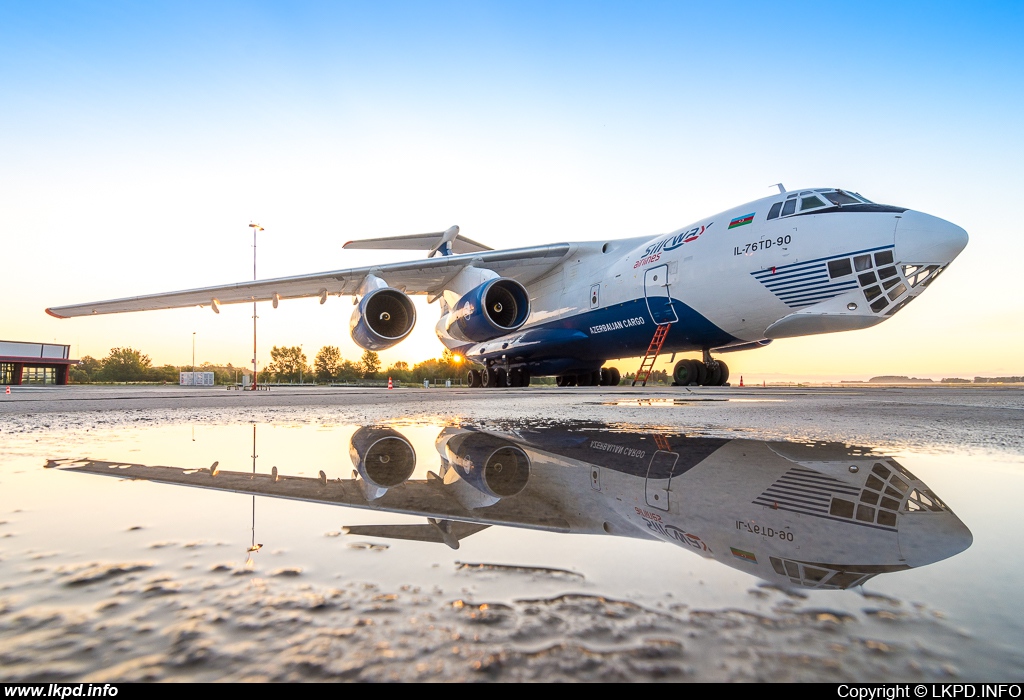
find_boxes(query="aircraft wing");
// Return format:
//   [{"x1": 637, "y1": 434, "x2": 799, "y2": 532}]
[
  {"x1": 45, "y1": 243, "x2": 573, "y2": 319},
  {"x1": 46, "y1": 458, "x2": 572, "y2": 533}
]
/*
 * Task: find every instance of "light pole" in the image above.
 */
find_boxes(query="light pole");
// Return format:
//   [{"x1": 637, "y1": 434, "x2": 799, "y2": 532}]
[
  {"x1": 248, "y1": 223, "x2": 263, "y2": 390},
  {"x1": 192, "y1": 332, "x2": 196, "y2": 386}
]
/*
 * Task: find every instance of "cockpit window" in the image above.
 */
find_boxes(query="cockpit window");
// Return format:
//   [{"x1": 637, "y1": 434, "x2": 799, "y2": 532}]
[
  {"x1": 767, "y1": 188, "x2": 875, "y2": 221},
  {"x1": 799, "y1": 195, "x2": 827, "y2": 212},
  {"x1": 823, "y1": 190, "x2": 864, "y2": 206}
]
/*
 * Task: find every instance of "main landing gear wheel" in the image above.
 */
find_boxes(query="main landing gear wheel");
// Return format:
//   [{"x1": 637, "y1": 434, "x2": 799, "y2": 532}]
[
  {"x1": 673, "y1": 359, "x2": 701, "y2": 386},
  {"x1": 482, "y1": 366, "x2": 499, "y2": 388},
  {"x1": 508, "y1": 367, "x2": 530, "y2": 387},
  {"x1": 468, "y1": 369, "x2": 482, "y2": 388},
  {"x1": 673, "y1": 359, "x2": 729, "y2": 386}
]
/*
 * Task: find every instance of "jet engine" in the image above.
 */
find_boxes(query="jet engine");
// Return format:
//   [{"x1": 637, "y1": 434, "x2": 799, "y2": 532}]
[
  {"x1": 445, "y1": 278, "x2": 530, "y2": 343},
  {"x1": 350, "y1": 287, "x2": 416, "y2": 350},
  {"x1": 442, "y1": 431, "x2": 531, "y2": 499},
  {"x1": 349, "y1": 427, "x2": 417, "y2": 500}
]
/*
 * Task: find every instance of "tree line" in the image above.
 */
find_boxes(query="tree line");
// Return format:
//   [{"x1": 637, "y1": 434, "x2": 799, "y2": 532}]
[
  {"x1": 69, "y1": 347, "x2": 245, "y2": 385},
  {"x1": 70, "y1": 345, "x2": 650, "y2": 386}
]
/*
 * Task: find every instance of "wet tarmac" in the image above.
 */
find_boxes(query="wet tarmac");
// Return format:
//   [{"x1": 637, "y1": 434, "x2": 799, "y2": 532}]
[{"x1": 1, "y1": 385, "x2": 1022, "y2": 681}]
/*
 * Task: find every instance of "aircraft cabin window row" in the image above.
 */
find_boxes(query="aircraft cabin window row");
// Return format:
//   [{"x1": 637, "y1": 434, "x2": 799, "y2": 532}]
[{"x1": 766, "y1": 189, "x2": 873, "y2": 221}]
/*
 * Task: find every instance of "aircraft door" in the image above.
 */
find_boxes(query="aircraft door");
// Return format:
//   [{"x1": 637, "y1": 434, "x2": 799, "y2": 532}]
[
  {"x1": 645, "y1": 450, "x2": 679, "y2": 511},
  {"x1": 644, "y1": 265, "x2": 678, "y2": 325}
]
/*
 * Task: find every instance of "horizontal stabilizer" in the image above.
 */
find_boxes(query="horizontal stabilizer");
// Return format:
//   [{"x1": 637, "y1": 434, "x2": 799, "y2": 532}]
[
  {"x1": 343, "y1": 520, "x2": 491, "y2": 549},
  {"x1": 343, "y1": 225, "x2": 492, "y2": 257}
]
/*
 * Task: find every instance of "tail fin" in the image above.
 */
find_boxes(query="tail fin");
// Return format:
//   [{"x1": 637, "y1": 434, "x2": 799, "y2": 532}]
[{"x1": 343, "y1": 225, "x2": 492, "y2": 257}]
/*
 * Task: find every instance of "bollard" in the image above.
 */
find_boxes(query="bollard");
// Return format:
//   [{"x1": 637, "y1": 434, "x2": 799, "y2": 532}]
[{"x1": 387, "y1": 377, "x2": 393, "y2": 390}]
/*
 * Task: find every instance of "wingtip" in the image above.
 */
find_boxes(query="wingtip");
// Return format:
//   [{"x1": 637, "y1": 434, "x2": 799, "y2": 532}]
[{"x1": 45, "y1": 308, "x2": 68, "y2": 319}]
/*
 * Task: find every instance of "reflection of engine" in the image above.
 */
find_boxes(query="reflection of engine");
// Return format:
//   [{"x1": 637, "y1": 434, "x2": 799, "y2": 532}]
[
  {"x1": 350, "y1": 288, "x2": 416, "y2": 350},
  {"x1": 440, "y1": 278, "x2": 530, "y2": 343},
  {"x1": 349, "y1": 427, "x2": 416, "y2": 500},
  {"x1": 437, "y1": 429, "x2": 531, "y2": 509}
]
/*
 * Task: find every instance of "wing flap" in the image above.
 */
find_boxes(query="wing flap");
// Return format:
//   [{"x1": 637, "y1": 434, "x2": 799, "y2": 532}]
[{"x1": 46, "y1": 244, "x2": 572, "y2": 318}]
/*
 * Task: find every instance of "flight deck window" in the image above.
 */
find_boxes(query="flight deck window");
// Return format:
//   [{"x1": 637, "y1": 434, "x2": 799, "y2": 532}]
[
  {"x1": 875, "y1": 250, "x2": 894, "y2": 266},
  {"x1": 781, "y1": 199, "x2": 797, "y2": 217},
  {"x1": 767, "y1": 202, "x2": 783, "y2": 220},
  {"x1": 823, "y1": 190, "x2": 862, "y2": 206},
  {"x1": 854, "y1": 254, "x2": 873, "y2": 271},
  {"x1": 828, "y1": 258, "x2": 853, "y2": 278},
  {"x1": 799, "y1": 195, "x2": 827, "y2": 211}
]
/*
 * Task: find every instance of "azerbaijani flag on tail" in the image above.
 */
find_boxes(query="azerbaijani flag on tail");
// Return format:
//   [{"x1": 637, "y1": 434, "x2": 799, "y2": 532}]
[
  {"x1": 730, "y1": 547, "x2": 757, "y2": 564},
  {"x1": 728, "y1": 213, "x2": 755, "y2": 229}
]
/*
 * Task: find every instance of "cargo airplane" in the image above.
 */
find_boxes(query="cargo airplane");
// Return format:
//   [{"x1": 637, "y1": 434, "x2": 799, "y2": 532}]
[{"x1": 47, "y1": 186, "x2": 968, "y2": 387}]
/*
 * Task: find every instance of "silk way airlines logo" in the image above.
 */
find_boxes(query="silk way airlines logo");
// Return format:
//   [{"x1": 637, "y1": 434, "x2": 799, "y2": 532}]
[{"x1": 633, "y1": 222, "x2": 713, "y2": 269}]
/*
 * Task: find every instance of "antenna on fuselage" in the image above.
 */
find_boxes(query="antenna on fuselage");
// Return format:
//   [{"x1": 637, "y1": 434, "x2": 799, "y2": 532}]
[{"x1": 771, "y1": 183, "x2": 786, "y2": 194}]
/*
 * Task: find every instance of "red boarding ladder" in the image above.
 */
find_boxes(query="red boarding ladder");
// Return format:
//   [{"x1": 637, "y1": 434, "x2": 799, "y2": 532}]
[{"x1": 632, "y1": 323, "x2": 671, "y2": 386}]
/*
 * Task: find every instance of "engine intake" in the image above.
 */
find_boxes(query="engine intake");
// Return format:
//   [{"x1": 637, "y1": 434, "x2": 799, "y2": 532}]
[
  {"x1": 450, "y1": 278, "x2": 530, "y2": 342},
  {"x1": 349, "y1": 427, "x2": 417, "y2": 488},
  {"x1": 445, "y1": 432, "x2": 531, "y2": 498},
  {"x1": 350, "y1": 288, "x2": 416, "y2": 350}
]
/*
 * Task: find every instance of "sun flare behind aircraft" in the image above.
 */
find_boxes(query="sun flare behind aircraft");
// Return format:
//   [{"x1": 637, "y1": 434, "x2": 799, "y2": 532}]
[{"x1": 46, "y1": 187, "x2": 968, "y2": 387}]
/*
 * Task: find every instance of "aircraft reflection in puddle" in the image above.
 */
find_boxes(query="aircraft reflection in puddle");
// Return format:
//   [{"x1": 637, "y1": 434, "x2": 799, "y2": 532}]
[{"x1": 49, "y1": 423, "x2": 972, "y2": 591}]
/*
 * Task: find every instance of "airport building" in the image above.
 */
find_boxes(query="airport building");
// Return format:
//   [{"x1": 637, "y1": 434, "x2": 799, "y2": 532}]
[{"x1": 0, "y1": 340, "x2": 79, "y2": 385}]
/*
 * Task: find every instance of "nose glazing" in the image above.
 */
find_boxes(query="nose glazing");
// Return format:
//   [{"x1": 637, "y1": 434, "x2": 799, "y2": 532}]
[{"x1": 896, "y1": 210, "x2": 969, "y2": 264}]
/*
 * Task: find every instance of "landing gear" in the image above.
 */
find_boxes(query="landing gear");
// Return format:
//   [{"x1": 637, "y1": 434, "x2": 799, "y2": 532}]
[
  {"x1": 508, "y1": 367, "x2": 531, "y2": 387},
  {"x1": 555, "y1": 367, "x2": 619, "y2": 387},
  {"x1": 672, "y1": 356, "x2": 730, "y2": 387},
  {"x1": 471, "y1": 364, "x2": 531, "y2": 388},
  {"x1": 600, "y1": 367, "x2": 621, "y2": 386}
]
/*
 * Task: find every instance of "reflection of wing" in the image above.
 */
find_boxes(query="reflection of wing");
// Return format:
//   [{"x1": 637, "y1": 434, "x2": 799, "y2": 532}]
[
  {"x1": 49, "y1": 459, "x2": 571, "y2": 532},
  {"x1": 46, "y1": 243, "x2": 572, "y2": 318},
  {"x1": 344, "y1": 521, "x2": 491, "y2": 549}
]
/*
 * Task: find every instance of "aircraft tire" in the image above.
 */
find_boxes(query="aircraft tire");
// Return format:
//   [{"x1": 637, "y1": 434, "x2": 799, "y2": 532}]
[
  {"x1": 555, "y1": 375, "x2": 565, "y2": 387},
  {"x1": 565, "y1": 375, "x2": 577, "y2": 387},
  {"x1": 591, "y1": 370, "x2": 602, "y2": 386},
  {"x1": 507, "y1": 368, "x2": 519, "y2": 387},
  {"x1": 468, "y1": 369, "x2": 482, "y2": 388},
  {"x1": 522, "y1": 369, "x2": 531, "y2": 387},
  {"x1": 694, "y1": 361, "x2": 709, "y2": 386},
  {"x1": 495, "y1": 368, "x2": 508, "y2": 388},
  {"x1": 673, "y1": 359, "x2": 696, "y2": 385},
  {"x1": 482, "y1": 366, "x2": 497, "y2": 388},
  {"x1": 706, "y1": 362, "x2": 722, "y2": 386},
  {"x1": 716, "y1": 361, "x2": 730, "y2": 386},
  {"x1": 576, "y1": 372, "x2": 590, "y2": 386},
  {"x1": 609, "y1": 367, "x2": 620, "y2": 386},
  {"x1": 600, "y1": 368, "x2": 611, "y2": 386}
]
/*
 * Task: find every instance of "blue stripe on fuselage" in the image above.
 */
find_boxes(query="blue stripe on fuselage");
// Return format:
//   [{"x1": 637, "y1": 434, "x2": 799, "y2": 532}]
[{"x1": 458, "y1": 297, "x2": 737, "y2": 375}]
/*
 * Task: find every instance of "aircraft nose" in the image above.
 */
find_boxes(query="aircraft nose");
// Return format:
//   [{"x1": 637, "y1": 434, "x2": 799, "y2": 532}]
[
  {"x1": 898, "y1": 511, "x2": 973, "y2": 568},
  {"x1": 896, "y1": 210, "x2": 969, "y2": 264}
]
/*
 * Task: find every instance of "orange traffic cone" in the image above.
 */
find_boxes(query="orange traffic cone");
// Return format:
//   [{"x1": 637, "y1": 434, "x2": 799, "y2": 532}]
[
  {"x1": 739, "y1": 375, "x2": 744, "y2": 387},
  {"x1": 387, "y1": 377, "x2": 393, "y2": 390},
  {"x1": 4, "y1": 386, "x2": 9, "y2": 395}
]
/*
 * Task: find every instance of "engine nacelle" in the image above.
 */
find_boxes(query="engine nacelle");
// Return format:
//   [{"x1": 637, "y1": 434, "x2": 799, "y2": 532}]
[
  {"x1": 349, "y1": 427, "x2": 416, "y2": 500},
  {"x1": 445, "y1": 278, "x2": 530, "y2": 343},
  {"x1": 443, "y1": 431, "x2": 531, "y2": 499},
  {"x1": 349, "y1": 288, "x2": 416, "y2": 350}
]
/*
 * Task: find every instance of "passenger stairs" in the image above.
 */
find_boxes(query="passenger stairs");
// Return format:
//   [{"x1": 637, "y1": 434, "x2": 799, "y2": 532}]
[{"x1": 631, "y1": 323, "x2": 672, "y2": 387}]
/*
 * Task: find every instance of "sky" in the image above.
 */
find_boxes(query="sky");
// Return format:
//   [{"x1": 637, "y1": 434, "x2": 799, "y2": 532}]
[{"x1": 2, "y1": 1, "x2": 1022, "y2": 382}]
